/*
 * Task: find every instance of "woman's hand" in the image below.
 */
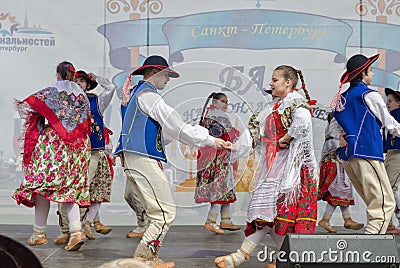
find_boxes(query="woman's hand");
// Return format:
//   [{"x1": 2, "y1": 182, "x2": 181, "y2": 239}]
[
  {"x1": 278, "y1": 134, "x2": 292, "y2": 149},
  {"x1": 224, "y1": 141, "x2": 234, "y2": 151},
  {"x1": 214, "y1": 138, "x2": 225, "y2": 149}
]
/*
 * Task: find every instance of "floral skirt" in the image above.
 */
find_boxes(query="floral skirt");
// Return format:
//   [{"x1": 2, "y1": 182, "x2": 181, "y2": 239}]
[
  {"x1": 89, "y1": 151, "x2": 113, "y2": 203},
  {"x1": 194, "y1": 148, "x2": 236, "y2": 204},
  {"x1": 274, "y1": 167, "x2": 318, "y2": 235},
  {"x1": 318, "y1": 152, "x2": 354, "y2": 207},
  {"x1": 13, "y1": 127, "x2": 91, "y2": 207},
  {"x1": 245, "y1": 166, "x2": 317, "y2": 237}
]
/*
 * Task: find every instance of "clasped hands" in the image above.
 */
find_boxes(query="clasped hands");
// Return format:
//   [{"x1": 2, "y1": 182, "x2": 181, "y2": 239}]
[
  {"x1": 214, "y1": 138, "x2": 233, "y2": 151},
  {"x1": 278, "y1": 133, "x2": 292, "y2": 149}
]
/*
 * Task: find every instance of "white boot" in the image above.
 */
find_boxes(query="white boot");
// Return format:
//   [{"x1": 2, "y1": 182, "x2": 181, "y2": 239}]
[
  {"x1": 133, "y1": 242, "x2": 175, "y2": 268},
  {"x1": 214, "y1": 237, "x2": 257, "y2": 268}
]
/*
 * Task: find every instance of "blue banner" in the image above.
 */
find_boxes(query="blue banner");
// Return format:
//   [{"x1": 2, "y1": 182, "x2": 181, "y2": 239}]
[
  {"x1": 162, "y1": 10, "x2": 351, "y2": 57},
  {"x1": 344, "y1": 19, "x2": 400, "y2": 72},
  {"x1": 98, "y1": 9, "x2": 400, "y2": 90},
  {"x1": 98, "y1": 18, "x2": 172, "y2": 69}
]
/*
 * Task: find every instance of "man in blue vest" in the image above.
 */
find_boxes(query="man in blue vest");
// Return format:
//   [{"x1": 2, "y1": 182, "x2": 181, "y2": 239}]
[
  {"x1": 115, "y1": 81, "x2": 149, "y2": 240},
  {"x1": 383, "y1": 87, "x2": 400, "y2": 234},
  {"x1": 330, "y1": 53, "x2": 400, "y2": 234},
  {"x1": 120, "y1": 55, "x2": 229, "y2": 267}
]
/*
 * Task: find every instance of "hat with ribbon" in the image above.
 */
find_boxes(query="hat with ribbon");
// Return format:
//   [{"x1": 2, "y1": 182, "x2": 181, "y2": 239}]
[
  {"x1": 122, "y1": 55, "x2": 179, "y2": 106},
  {"x1": 340, "y1": 54, "x2": 379, "y2": 84},
  {"x1": 130, "y1": 55, "x2": 179, "y2": 78},
  {"x1": 76, "y1": 70, "x2": 98, "y2": 91},
  {"x1": 328, "y1": 53, "x2": 379, "y2": 111}
]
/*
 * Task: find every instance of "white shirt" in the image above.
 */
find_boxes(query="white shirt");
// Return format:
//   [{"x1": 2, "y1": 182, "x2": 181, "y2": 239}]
[
  {"x1": 137, "y1": 89, "x2": 215, "y2": 147},
  {"x1": 96, "y1": 76, "x2": 116, "y2": 115},
  {"x1": 364, "y1": 90, "x2": 400, "y2": 137}
]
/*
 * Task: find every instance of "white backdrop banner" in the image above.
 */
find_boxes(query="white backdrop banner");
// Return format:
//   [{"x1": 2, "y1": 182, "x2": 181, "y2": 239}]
[{"x1": 1, "y1": 0, "x2": 399, "y2": 225}]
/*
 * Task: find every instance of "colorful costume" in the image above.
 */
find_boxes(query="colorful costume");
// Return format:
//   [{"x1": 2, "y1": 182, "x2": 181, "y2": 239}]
[
  {"x1": 317, "y1": 118, "x2": 363, "y2": 233},
  {"x1": 13, "y1": 80, "x2": 91, "y2": 207},
  {"x1": 195, "y1": 106, "x2": 240, "y2": 204},
  {"x1": 121, "y1": 79, "x2": 215, "y2": 264},
  {"x1": 333, "y1": 81, "x2": 399, "y2": 234},
  {"x1": 56, "y1": 75, "x2": 116, "y2": 241},
  {"x1": 86, "y1": 80, "x2": 115, "y2": 204},
  {"x1": 245, "y1": 91, "x2": 318, "y2": 237},
  {"x1": 318, "y1": 119, "x2": 354, "y2": 207}
]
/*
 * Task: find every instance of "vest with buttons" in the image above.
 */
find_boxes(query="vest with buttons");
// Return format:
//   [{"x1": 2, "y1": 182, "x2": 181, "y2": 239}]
[{"x1": 333, "y1": 81, "x2": 383, "y2": 161}]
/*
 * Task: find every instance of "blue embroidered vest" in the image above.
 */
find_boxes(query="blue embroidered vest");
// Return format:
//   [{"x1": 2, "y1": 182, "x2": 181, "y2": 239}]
[
  {"x1": 384, "y1": 108, "x2": 400, "y2": 152},
  {"x1": 88, "y1": 94, "x2": 105, "y2": 150},
  {"x1": 115, "y1": 86, "x2": 136, "y2": 155},
  {"x1": 333, "y1": 81, "x2": 383, "y2": 161},
  {"x1": 121, "y1": 81, "x2": 166, "y2": 162}
]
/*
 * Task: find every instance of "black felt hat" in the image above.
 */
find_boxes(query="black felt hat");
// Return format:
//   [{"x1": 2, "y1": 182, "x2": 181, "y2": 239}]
[
  {"x1": 130, "y1": 55, "x2": 179, "y2": 78},
  {"x1": 340, "y1": 54, "x2": 379, "y2": 84},
  {"x1": 385, "y1": 87, "x2": 400, "y2": 99},
  {"x1": 76, "y1": 70, "x2": 98, "y2": 91}
]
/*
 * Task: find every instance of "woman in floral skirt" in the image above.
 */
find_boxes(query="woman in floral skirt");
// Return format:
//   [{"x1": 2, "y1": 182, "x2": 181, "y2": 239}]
[
  {"x1": 54, "y1": 70, "x2": 116, "y2": 244},
  {"x1": 215, "y1": 65, "x2": 318, "y2": 268},
  {"x1": 318, "y1": 112, "x2": 364, "y2": 233},
  {"x1": 195, "y1": 92, "x2": 241, "y2": 234},
  {"x1": 13, "y1": 61, "x2": 91, "y2": 251}
]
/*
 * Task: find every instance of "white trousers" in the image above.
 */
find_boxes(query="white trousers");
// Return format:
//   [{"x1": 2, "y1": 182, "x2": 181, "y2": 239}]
[
  {"x1": 341, "y1": 157, "x2": 395, "y2": 234},
  {"x1": 124, "y1": 153, "x2": 176, "y2": 250}
]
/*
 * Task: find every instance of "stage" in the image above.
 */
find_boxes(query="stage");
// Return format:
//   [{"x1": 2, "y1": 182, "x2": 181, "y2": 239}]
[{"x1": 1, "y1": 224, "x2": 398, "y2": 268}]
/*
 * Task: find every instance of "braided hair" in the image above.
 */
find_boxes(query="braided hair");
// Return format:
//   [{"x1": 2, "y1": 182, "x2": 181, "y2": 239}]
[
  {"x1": 56, "y1": 61, "x2": 75, "y2": 81},
  {"x1": 199, "y1": 92, "x2": 227, "y2": 124},
  {"x1": 296, "y1": 69, "x2": 311, "y2": 103},
  {"x1": 274, "y1": 65, "x2": 312, "y2": 102}
]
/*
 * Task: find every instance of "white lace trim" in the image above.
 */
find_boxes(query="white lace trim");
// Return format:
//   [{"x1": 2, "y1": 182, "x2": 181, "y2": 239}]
[{"x1": 247, "y1": 93, "x2": 317, "y2": 222}]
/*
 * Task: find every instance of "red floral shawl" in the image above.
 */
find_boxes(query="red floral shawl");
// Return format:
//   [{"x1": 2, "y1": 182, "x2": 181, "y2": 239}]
[{"x1": 16, "y1": 81, "x2": 91, "y2": 167}]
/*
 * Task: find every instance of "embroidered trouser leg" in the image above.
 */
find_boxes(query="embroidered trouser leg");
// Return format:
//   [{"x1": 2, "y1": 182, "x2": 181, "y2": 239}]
[
  {"x1": 124, "y1": 153, "x2": 176, "y2": 254},
  {"x1": 341, "y1": 158, "x2": 395, "y2": 234}
]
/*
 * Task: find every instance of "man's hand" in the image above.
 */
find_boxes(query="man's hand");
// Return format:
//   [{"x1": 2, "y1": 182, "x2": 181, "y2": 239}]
[
  {"x1": 87, "y1": 73, "x2": 97, "y2": 81},
  {"x1": 115, "y1": 153, "x2": 125, "y2": 167},
  {"x1": 339, "y1": 133, "x2": 347, "y2": 147},
  {"x1": 214, "y1": 138, "x2": 232, "y2": 150}
]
